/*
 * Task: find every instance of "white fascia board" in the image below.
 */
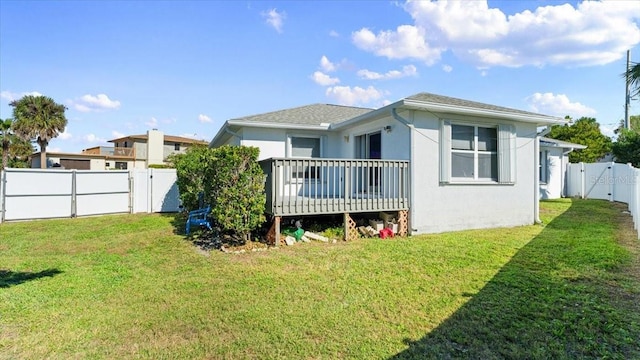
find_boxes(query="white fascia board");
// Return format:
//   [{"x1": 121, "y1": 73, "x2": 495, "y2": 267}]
[
  {"x1": 401, "y1": 99, "x2": 567, "y2": 126},
  {"x1": 209, "y1": 121, "x2": 230, "y2": 147},
  {"x1": 226, "y1": 120, "x2": 331, "y2": 131},
  {"x1": 330, "y1": 101, "x2": 402, "y2": 130}
]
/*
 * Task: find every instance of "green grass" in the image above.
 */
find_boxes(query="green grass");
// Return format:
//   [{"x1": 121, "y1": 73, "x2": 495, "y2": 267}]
[{"x1": 1, "y1": 199, "x2": 639, "y2": 359}]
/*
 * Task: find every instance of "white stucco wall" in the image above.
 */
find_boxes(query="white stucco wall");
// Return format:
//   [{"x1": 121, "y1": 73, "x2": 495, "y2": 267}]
[
  {"x1": 539, "y1": 147, "x2": 566, "y2": 199},
  {"x1": 338, "y1": 116, "x2": 411, "y2": 160},
  {"x1": 146, "y1": 130, "x2": 164, "y2": 165},
  {"x1": 240, "y1": 127, "x2": 340, "y2": 160},
  {"x1": 354, "y1": 111, "x2": 537, "y2": 234}
]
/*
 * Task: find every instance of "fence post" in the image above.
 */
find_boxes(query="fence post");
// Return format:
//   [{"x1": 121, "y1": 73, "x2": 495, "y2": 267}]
[
  {"x1": 0, "y1": 170, "x2": 5, "y2": 224},
  {"x1": 128, "y1": 170, "x2": 134, "y2": 214},
  {"x1": 71, "y1": 170, "x2": 77, "y2": 218},
  {"x1": 580, "y1": 162, "x2": 586, "y2": 199},
  {"x1": 609, "y1": 162, "x2": 614, "y2": 202}
]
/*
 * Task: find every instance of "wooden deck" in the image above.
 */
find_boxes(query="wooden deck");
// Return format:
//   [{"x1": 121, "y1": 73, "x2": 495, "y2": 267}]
[{"x1": 260, "y1": 158, "x2": 410, "y2": 217}]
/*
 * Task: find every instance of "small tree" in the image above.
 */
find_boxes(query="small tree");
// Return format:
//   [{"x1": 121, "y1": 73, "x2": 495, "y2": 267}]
[
  {"x1": 206, "y1": 146, "x2": 265, "y2": 242},
  {"x1": 547, "y1": 117, "x2": 612, "y2": 163},
  {"x1": 10, "y1": 95, "x2": 68, "y2": 169},
  {"x1": 0, "y1": 118, "x2": 33, "y2": 170},
  {"x1": 612, "y1": 129, "x2": 640, "y2": 167}
]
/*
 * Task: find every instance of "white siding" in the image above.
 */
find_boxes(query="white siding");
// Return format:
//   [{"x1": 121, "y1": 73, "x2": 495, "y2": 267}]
[
  {"x1": 334, "y1": 109, "x2": 535, "y2": 234},
  {"x1": 539, "y1": 147, "x2": 565, "y2": 199}
]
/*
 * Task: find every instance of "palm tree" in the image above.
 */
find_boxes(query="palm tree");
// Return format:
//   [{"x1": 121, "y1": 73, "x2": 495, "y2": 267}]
[
  {"x1": 625, "y1": 61, "x2": 640, "y2": 97},
  {"x1": 0, "y1": 118, "x2": 14, "y2": 170},
  {"x1": 10, "y1": 95, "x2": 68, "y2": 169}
]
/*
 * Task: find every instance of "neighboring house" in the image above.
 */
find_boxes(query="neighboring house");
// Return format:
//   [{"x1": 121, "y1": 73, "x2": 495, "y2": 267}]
[
  {"x1": 31, "y1": 129, "x2": 208, "y2": 170},
  {"x1": 210, "y1": 92, "x2": 566, "y2": 236},
  {"x1": 539, "y1": 137, "x2": 586, "y2": 200}
]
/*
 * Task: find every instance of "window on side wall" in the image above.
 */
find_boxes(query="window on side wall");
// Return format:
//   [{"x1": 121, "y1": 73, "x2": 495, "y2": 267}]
[
  {"x1": 290, "y1": 136, "x2": 321, "y2": 180},
  {"x1": 440, "y1": 120, "x2": 516, "y2": 184},
  {"x1": 539, "y1": 150, "x2": 549, "y2": 183}
]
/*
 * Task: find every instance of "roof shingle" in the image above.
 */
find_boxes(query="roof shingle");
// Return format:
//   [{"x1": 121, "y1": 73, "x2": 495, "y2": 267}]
[{"x1": 228, "y1": 103, "x2": 373, "y2": 126}]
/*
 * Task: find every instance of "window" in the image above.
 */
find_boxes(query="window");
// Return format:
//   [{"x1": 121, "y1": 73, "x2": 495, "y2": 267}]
[
  {"x1": 123, "y1": 141, "x2": 128, "y2": 148},
  {"x1": 440, "y1": 121, "x2": 515, "y2": 184},
  {"x1": 450, "y1": 125, "x2": 497, "y2": 180},
  {"x1": 290, "y1": 136, "x2": 321, "y2": 180},
  {"x1": 174, "y1": 143, "x2": 180, "y2": 151},
  {"x1": 539, "y1": 151, "x2": 549, "y2": 183},
  {"x1": 115, "y1": 161, "x2": 128, "y2": 170}
]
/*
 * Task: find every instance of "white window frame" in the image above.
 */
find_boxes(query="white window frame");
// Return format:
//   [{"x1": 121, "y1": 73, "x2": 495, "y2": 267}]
[
  {"x1": 539, "y1": 150, "x2": 549, "y2": 184},
  {"x1": 440, "y1": 120, "x2": 516, "y2": 185}
]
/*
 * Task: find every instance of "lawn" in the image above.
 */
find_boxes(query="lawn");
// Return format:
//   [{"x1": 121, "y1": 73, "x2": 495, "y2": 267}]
[{"x1": 1, "y1": 199, "x2": 639, "y2": 359}]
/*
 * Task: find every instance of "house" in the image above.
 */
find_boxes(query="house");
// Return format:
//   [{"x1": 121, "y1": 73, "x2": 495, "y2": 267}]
[
  {"x1": 31, "y1": 129, "x2": 208, "y2": 170},
  {"x1": 210, "y1": 92, "x2": 566, "y2": 237},
  {"x1": 539, "y1": 137, "x2": 586, "y2": 200}
]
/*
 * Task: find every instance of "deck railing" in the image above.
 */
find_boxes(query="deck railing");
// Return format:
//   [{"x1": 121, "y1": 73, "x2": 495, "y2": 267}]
[
  {"x1": 260, "y1": 158, "x2": 410, "y2": 216},
  {"x1": 112, "y1": 147, "x2": 135, "y2": 158}
]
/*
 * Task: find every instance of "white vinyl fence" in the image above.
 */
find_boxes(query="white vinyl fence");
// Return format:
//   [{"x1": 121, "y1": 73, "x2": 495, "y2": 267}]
[
  {"x1": 0, "y1": 168, "x2": 181, "y2": 223},
  {"x1": 566, "y1": 162, "x2": 640, "y2": 238}
]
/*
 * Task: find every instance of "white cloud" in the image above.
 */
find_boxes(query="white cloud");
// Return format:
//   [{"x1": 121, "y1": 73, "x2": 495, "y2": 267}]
[
  {"x1": 58, "y1": 130, "x2": 72, "y2": 140},
  {"x1": 325, "y1": 86, "x2": 385, "y2": 106},
  {"x1": 319, "y1": 55, "x2": 337, "y2": 73},
  {"x1": 112, "y1": 130, "x2": 125, "y2": 139},
  {"x1": 311, "y1": 71, "x2": 340, "y2": 86},
  {"x1": 72, "y1": 94, "x2": 121, "y2": 112},
  {"x1": 353, "y1": 0, "x2": 640, "y2": 68},
  {"x1": 329, "y1": 30, "x2": 340, "y2": 38},
  {"x1": 145, "y1": 117, "x2": 159, "y2": 128},
  {"x1": 262, "y1": 8, "x2": 286, "y2": 33},
  {"x1": 0, "y1": 90, "x2": 43, "y2": 102},
  {"x1": 198, "y1": 114, "x2": 213, "y2": 123},
  {"x1": 357, "y1": 64, "x2": 418, "y2": 80},
  {"x1": 352, "y1": 25, "x2": 444, "y2": 65},
  {"x1": 84, "y1": 133, "x2": 107, "y2": 143},
  {"x1": 526, "y1": 92, "x2": 597, "y2": 118},
  {"x1": 442, "y1": 64, "x2": 453, "y2": 73}
]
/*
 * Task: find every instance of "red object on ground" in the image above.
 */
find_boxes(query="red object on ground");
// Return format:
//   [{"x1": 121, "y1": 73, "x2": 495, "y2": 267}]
[{"x1": 379, "y1": 228, "x2": 394, "y2": 239}]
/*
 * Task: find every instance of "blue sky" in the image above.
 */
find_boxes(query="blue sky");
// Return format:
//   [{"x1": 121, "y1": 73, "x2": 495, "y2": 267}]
[{"x1": 1, "y1": 0, "x2": 639, "y2": 153}]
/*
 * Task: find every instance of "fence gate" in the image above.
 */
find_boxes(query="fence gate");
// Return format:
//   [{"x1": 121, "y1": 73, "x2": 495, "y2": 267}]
[
  {"x1": 1, "y1": 168, "x2": 182, "y2": 223},
  {"x1": 566, "y1": 162, "x2": 640, "y2": 239}
]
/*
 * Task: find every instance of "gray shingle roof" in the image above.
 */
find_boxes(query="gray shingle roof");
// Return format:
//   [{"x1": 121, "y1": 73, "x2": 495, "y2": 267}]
[
  {"x1": 540, "y1": 136, "x2": 587, "y2": 149},
  {"x1": 406, "y1": 92, "x2": 551, "y2": 118},
  {"x1": 229, "y1": 103, "x2": 373, "y2": 126}
]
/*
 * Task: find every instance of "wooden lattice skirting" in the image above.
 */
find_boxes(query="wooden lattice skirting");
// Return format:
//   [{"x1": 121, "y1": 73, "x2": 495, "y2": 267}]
[
  {"x1": 344, "y1": 213, "x2": 359, "y2": 241},
  {"x1": 397, "y1": 210, "x2": 408, "y2": 236}
]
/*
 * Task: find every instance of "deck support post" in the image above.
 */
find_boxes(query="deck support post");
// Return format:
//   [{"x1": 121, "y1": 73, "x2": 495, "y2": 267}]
[{"x1": 267, "y1": 216, "x2": 281, "y2": 247}]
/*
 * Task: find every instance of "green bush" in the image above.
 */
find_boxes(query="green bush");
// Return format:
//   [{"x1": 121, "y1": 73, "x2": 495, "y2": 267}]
[
  {"x1": 173, "y1": 145, "x2": 265, "y2": 242},
  {"x1": 148, "y1": 164, "x2": 172, "y2": 169},
  {"x1": 205, "y1": 146, "x2": 265, "y2": 242},
  {"x1": 172, "y1": 145, "x2": 216, "y2": 211}
]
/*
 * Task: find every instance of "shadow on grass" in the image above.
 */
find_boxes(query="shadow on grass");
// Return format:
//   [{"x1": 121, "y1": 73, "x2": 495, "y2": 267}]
[
  {"x1": 391, "y1": 199, "x2": 640, "y2": 359},
  {"x1": 0, "y1": 269, "x2": 62, "y2": 288},
  {"x1": 160, "y1": 212, "x2": 188, "y2": 236}
]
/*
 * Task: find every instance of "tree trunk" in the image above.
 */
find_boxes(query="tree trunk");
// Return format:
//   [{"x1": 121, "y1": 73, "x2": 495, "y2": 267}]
[
  {"x1": 1, "y1": 141, "x2": 8, "y2": 170},
  {"x1": 39, "y1": 139, "x2": 48, "y2": 169}
]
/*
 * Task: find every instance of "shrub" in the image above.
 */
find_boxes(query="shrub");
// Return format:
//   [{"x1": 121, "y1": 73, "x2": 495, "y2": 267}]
[
  {"x1": 205, "y1": 146, "x2": 265, "y2": 242},
  {"x1": 172, "y1": 145, "x2": 216, "y2": 211},
  {"x1": 173, "y1": 145, "x2": 265, "y2": 242}
]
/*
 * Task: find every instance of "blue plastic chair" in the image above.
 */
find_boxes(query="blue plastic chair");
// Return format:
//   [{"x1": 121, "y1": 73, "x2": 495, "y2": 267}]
[
  {"x1": 186, "y1": 205, "x2": 212, "y2": 235},
  {"x1": 185, "y1": 193, "x2": 212, "y2": 235}
]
